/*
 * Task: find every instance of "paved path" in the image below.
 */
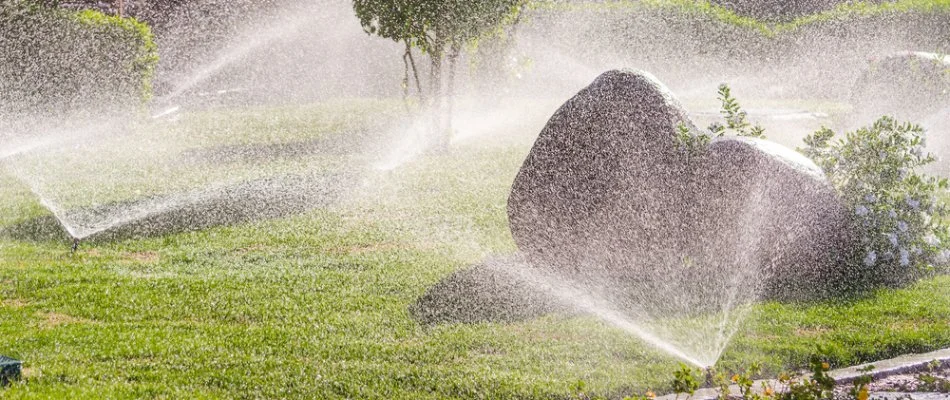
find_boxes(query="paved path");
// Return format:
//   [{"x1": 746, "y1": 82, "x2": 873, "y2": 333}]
[{"x1": 656, "y1": 347, "x2": 950, "y2": 400}]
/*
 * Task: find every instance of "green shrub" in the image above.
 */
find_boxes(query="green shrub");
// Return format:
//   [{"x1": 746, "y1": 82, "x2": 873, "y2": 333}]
[
  {"x1": 0, "y1": 0, "x2": 158, "y2": 118},
  {"x1": 802, "y1": 117, "x2": 950, "y2": 286},
  {"x1": 674, "y1": 84, "x2": 766, "y2": 156}
]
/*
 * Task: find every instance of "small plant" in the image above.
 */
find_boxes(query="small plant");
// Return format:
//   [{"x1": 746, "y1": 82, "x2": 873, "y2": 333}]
[
  {"x1": 709, "y1": 84, "x2": 766, "y2": 139},
  {"x1": 710, "y1": 362, "x2": 768, "y2": 400},
  {"x1": 674, "y1": 84, "x2": 765, "y2": 157},
  {"x1": 571, "y1": 379, "x2": 591, "y2": 399},
  {"x1": 917, "y1": 361, "x2": 950, "y2": 393},
  {"x1": 676, "y1": 123, "x2": 712, "y2": 160},
  {"x1": 802, "y1": 117, "x2": 950, "y2": 282},
  {"x1": 672, "y1": 362, "x2": 701, "y2": 398},
  {"x1": 847, "y1": 365, "x2": 875, "y2": 400},
  {"x1": 645, "y1": 349, "x2": 878, "y2": 400}
]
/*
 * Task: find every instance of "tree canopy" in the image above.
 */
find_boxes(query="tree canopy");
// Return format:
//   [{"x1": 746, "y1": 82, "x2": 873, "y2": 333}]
[
  {"x1": 352, "y1": 0, "x2": 524, "y2": 55},
  {"x1": 352, "y1": 0, "x2": 526, "y2": 146}
]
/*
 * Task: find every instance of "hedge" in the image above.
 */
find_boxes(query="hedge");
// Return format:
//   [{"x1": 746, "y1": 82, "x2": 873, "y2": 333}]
[
  {"x1": 0, "y1": 0, "x2": 158, "y2": 118},
  {"x1": 520, "y1": 0, "x2": 950, "y2": 99}
]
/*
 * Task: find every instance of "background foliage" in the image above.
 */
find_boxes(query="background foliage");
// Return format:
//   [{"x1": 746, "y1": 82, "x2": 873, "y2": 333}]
[{"x1": 0, "y1": 0, "x2": 158, "y2": 118}]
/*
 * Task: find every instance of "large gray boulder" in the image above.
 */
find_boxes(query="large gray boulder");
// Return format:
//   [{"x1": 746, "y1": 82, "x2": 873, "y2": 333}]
[
  {"x1": 508, "y1": 69, "x2": 853, "y2": 303},
  {"x1": 508, "y1": 69, "x2": 698, "y2": 286}
]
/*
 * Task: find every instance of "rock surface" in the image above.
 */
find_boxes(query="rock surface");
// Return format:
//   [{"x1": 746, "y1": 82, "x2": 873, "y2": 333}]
[
  {"x1": 696, "y1": 136, "x2": 854, "y2": 299},
  {"x1": 507, "y1": 69, "x2": 698, "y2": 293},
  {"x1": 508, "y1": 69, "x2": 853, "y2": 302}
]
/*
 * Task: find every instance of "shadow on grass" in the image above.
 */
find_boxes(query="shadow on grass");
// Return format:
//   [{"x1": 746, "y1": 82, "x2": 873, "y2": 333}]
[
  {"x1": 0, "y1": 171, "x2": 351, "y2": 244},
  {"x1": 409, "y1": 253, "x2": 927, "y2": 327},
  {"x1": 410, "y1": 255, "x2": 571, "y2": 326},
  {"x1": 0, "y1": 214, "x2": 72, "y2": 243}
]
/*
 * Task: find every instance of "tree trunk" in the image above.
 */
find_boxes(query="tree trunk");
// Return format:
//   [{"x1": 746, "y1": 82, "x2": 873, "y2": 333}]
[
  {"x1": 402, "y1": 43, "x2": 411, "y2": 108},
  {"x1": 445, "y1": 42, "x2": 461, "y2": 148},
  {"x1": 429, "y1": 41, "x2": 445, "y2": 151},
  {"x1": 406, "y1": 42, "x2": 424, "y2": 104}
]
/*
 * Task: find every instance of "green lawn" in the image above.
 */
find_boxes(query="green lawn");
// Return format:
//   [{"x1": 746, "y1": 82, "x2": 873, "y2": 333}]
[{"x1": 1, "y1": 102, "x2": 949, "y2": 399}]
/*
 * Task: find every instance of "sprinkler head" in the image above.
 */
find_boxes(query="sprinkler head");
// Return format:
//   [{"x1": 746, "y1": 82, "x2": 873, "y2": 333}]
[
  {"x1": 70, "y1": 238, "x2": 80, "y2": 253},
  {"x1": 703, "y1": 366, "x2": 719, "y2": 386},
  {"x1": 0, "y1": 356, "x2": 21, "y2": 386}
]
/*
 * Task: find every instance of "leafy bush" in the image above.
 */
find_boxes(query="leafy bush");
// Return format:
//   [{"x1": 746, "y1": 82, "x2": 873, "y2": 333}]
[
  {"x1": 0, "y1": 0, "x2": 158, "y2": 118},
  {"x1": 526, "y1": 1, "x2": 950, "y2": 99},
  {"x1": 802, "y1": 117, "x2": 950, "y2": 286},
  {"x1": 674, "y1": 84, "x2": 765, "y2": 156}
]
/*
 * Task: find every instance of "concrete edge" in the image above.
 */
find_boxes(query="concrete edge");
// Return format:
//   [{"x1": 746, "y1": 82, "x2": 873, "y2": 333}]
[{"x1": 656, "y1": 347, "x2": 950, "y2": 400}]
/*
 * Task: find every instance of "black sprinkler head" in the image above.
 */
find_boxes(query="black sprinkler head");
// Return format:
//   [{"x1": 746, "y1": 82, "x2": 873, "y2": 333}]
[
  {"x1": 70, "y1": 238, "x2": 80, "y2": 253},
  {"x1": 0, "y1": 356, "x2": 21, "y2": 386}
]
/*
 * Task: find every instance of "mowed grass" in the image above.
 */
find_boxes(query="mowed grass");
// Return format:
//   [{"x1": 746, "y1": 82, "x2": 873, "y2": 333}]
[{"x1": 1, "y1": 102, "x2": 949, "y2": 399}]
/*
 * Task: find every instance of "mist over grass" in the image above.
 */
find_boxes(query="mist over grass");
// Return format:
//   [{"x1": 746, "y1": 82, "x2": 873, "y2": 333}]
[{"x1": 2, "y1": 101, "x2": 950, "y2": 398}]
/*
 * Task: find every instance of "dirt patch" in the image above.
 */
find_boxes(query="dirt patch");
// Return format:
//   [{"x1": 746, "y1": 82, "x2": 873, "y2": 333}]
[
  {"x1": 20, "y1": 367, "x2": 40, "y2": 379},
  {"x1": 1, "y1": 298, "x2": 28, "y2": 308},
  {"x1": 37, "y1": 311, "x2": 94, "y2": 328},
  {"x1": 335, "y1": 242, "x2": 403, "y2": 255},
  {"x1": 82, "y1": 248, "x2": 102, "y2": 257},
  {"x1": 794, "y1": 326, "x2": 829, "y2": 337},
  {"x1": 123, "y1": 251, "x2": 159, "y2": 263},
  {"x1": 234, "y1": 244, "x2": 269, "y2": 254}
]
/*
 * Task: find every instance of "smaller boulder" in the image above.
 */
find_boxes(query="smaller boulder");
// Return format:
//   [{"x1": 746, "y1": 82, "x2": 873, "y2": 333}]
[
  {"x1": 695, "y1": 136, "x2": 856, "y2": 300},
  {"x1": 851, "y1": 51, "x2": 950, "y2": 122}
]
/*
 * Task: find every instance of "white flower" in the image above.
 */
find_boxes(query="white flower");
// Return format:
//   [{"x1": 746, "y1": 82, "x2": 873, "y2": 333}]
[
  {"x1": 925, "y1": 233, "x2": 941, "y2": 246},
  {"x1": 889, "y1": 210, "x2": 898, "y2": 219},
  {"x1": 865, "y1": 193, "x2": 878, "y2": 203},
  {"x1": 937, "y1": 250, "x2": 950, "y2": 265},
  {"x1": 886, "y1": 232, "x2": 899, "y2": 247},
  {"x1": 899, "y1": 248, "x2": 910, "y2": 267},
  {"x1": 856, "y1": 205, "x2": 870, "y2": 216},
  {"x1": 864, "y1": 250, "x2": 878, "y2": 266},
  {"x1": 898, "y1": 221, "x2": 909, "y2": 232},
  {"x1": 912, "y1": 246, "x2": 923, "y2": 255}
]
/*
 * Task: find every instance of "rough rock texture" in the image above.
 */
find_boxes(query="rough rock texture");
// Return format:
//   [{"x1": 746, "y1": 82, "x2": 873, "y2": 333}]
[
  {"x1": 696, "y1": 137, "x2": 855, "y2": 299},
  {"x1": 507, "y1": 69, "x2": 698, "y2": 289},
  {"x1": 508, "y1": 69, "x2": 853, "y2": 302}
]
